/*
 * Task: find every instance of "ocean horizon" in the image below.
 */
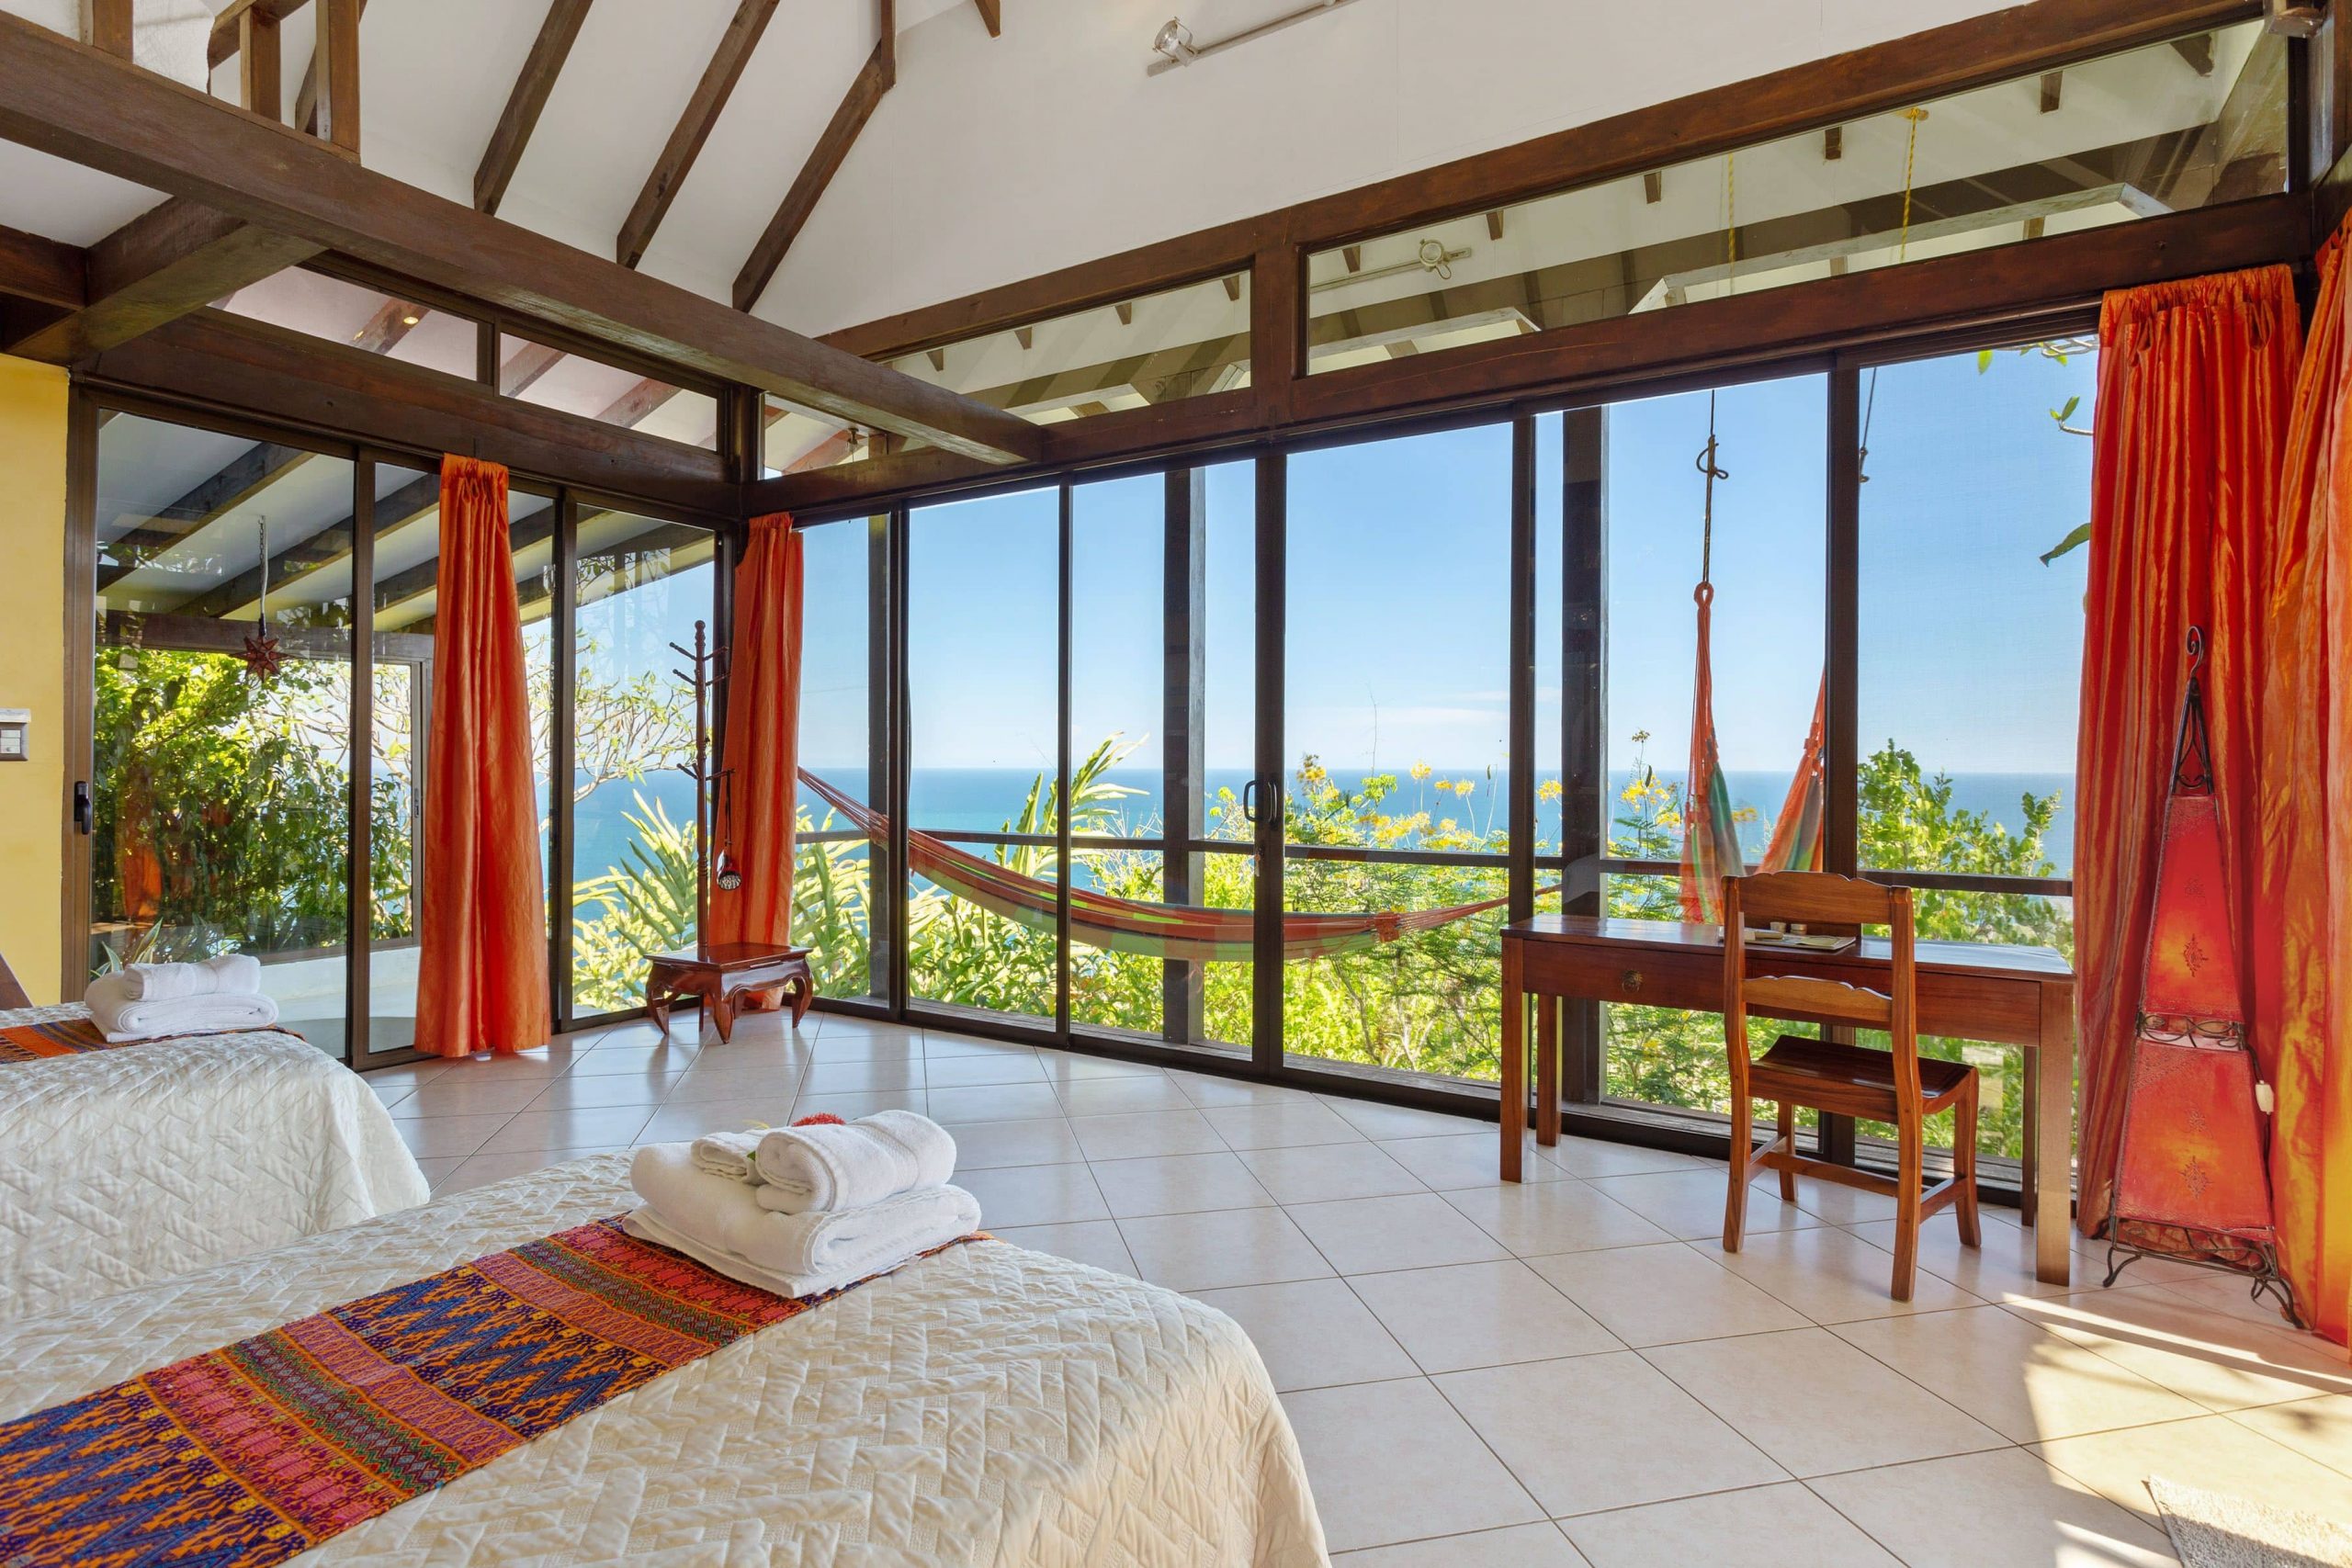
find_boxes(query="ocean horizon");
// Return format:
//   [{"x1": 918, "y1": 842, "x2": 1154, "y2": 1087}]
[{"x1": 574, "y1": 763, "x2": 2074, "y2": 881}]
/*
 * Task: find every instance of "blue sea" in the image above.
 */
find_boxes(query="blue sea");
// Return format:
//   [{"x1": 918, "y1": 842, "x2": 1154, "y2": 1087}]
[{"x1": 573, "y1": 765, "x2": 2074, "y2": 881}]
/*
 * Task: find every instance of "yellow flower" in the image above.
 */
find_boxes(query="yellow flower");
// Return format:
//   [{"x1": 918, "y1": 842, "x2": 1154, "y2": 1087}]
[
  {"x1": 1409, "y1": 761, "x2": 1431, "y2": 781},
  {"x1": 1537, "y1": 780, "x2": 1563, "y2": 802},
  {"x1": 1621, "y1": 780, "x2": 1646, "y2": 804},
  {"x1": 1657, "y1": 808, "x2": 1682, "y2": 829}
]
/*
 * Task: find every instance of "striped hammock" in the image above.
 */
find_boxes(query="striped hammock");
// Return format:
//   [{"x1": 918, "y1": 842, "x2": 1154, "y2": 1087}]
[
  {"x1": 1678, "y1": 580, "x2": 1828, "y2": 922},
  {"x1": 799, "y1": 771, "x2": 1528, "y2": 964}
]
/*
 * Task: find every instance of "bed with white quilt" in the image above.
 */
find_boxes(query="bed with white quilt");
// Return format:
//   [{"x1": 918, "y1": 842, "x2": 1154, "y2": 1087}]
[
  {"x1": 0, "y1": 1152, "x2": 1329, "y2": 1567},
  {"x1": 0, "y1": 1002, "x2": 428, "y2": 1320}
]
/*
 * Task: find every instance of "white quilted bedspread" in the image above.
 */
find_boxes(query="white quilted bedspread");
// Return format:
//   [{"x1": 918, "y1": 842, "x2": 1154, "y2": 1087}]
[
  {"x1": 0, "y1": 1154, "x2": 1329, "y2": 1567},
  {"x1": 0, "y1": 1004, "x2": 430, "y2": 1322}
]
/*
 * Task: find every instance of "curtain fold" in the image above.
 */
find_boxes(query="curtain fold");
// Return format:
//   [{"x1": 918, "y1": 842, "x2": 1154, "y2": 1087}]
[
  {"x1": 707, "y1": 513, "x2": 803, "y2": 951},
  {"x1": 2075, "y1": 267, "x2": 2299, "y2": 1248},
  {"x1": 412, "y1": 456, "x2": 550, "y2": 1058},
  {"x1": 2260, "y1": 229, "x2": 2352, "y2": 1345}
]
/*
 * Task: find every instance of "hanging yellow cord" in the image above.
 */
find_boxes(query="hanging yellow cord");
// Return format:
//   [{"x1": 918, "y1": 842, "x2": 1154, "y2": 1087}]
[
  {"x1": 1724, "y1": 152, "x2": 1737, "y2": 293},
  {"x1": 1860, "y1": 107, "x2": 1929, "y2": 483},
  {"x1": 1895, "y1": 106, "x2": 1928, "y2": 263}
]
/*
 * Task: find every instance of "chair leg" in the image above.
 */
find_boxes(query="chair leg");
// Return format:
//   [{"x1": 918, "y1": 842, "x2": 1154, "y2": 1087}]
[
  {"x1": 1954, "y1": 1077, "x2": 1983, "y2": 1249},
  {"x1": 1774, "y1": 1100, "x2": 1798, "y2": 1201},
  {"x1": 1724, "y1": 1095, "x2": 1752, "y2": 1254},
  {"x1": 1892, "y1": 1117, "x2": 1923, "y2": 1303}
]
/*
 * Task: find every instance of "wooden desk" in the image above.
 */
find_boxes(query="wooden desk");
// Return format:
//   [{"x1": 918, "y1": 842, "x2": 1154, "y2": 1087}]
[{"x1": 1500, "y1": 915, "x2": 2075, "y2": 1286}]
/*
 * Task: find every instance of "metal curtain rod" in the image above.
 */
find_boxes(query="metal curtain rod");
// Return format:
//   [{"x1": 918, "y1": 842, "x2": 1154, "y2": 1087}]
[{"x1": 1148, "y1": 0, "x2": 1362, "y2": 76}]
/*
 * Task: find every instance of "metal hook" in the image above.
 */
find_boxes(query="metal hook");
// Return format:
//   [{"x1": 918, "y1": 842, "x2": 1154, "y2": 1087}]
[{"x1": 2186, "y1": 625, "x2": 2206, "y2": 674}]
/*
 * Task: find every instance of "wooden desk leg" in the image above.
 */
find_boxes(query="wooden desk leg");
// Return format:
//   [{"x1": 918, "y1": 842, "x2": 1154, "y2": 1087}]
[
  {"x1": 2032, "y1": 983, "x2": 2075, "y2": 1286},
  {"x1": 1501, "y1": 942, "x2": 1525, "y2": 1182},
  {"x1": 2018, "y1": 1051, "x2": 2039, "y2": 1225},
  {"x1": 1535, "y1": 995, "x2": 1560, "y2": 1147}
]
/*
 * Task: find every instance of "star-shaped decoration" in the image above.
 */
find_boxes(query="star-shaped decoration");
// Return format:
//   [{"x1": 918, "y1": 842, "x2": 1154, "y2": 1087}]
[{"x1": 241, "y1": 629, "x2": 285, "y2": 681}]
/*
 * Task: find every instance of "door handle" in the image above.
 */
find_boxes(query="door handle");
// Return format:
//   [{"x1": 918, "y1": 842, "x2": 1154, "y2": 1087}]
[
  {"x1": 1242, "y1": 778, "x2": 1259, "y2": 823},
  {"x1": 73, "y1": 780, "x2": 92, "y2": 835}
]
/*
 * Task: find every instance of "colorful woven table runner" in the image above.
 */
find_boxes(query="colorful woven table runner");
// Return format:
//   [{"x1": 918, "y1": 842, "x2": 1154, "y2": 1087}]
[
  {"x1": 0, "y1": 1215, "x2": 978, "y2": 1568},
  {"x1": 0, "y1": 1018, "x2": 300, "y2": 1064}
]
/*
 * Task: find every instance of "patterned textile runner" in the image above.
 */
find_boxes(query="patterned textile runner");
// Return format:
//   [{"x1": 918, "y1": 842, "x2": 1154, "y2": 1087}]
[
  {"x1": 0, "y1": 1215, "x2": 979, "y2": 1568},
  {"x1": 0, "y1": 1017, "x2": 299, "y2": 1064}
]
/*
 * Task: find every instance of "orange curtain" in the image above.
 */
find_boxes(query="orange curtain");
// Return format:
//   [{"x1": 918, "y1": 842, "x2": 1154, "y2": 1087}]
[
  {"x1": 2075, "y1": 267, "x2": 2299, "y2": 1246},
  {"x1": 707, "y1": 513, "x2": 803, "y2": 950},
  {"x1": 412, "y1": 456, "x2": 551, "y2": 1057},
  {"x1": 2260, "y1": 227, "x2": 2352, "y2": 1345}
]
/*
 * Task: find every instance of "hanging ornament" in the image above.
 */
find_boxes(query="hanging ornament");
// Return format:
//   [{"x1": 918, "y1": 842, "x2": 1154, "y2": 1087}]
[
  {"x1": 714, "y1": 768, "x2": 744, "y2": 891},
  {"x1": 241, "y1": 513, "x2": 284, "y2": 682}
]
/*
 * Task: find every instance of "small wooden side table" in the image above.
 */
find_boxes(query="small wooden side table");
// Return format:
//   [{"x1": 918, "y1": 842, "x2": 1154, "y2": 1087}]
[{"x1": 645, "y1": 943, "x2": 815, "y2": 1043}]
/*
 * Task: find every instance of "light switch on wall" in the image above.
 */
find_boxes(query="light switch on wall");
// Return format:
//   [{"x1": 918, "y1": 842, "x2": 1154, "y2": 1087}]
[{"x1": 0, "y1": 709, "x2": 29, "y2": 761}]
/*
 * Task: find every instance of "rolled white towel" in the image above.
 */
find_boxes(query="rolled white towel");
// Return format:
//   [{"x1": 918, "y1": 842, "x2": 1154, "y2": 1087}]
[
  {"x1": 691, "y1": 1129, "x2": 764, "y2": 1184},
  {"x1": 107, "y1": 954, "x2": 263, "y2": 1003},
  {"x1": 83, "y1": 979, "x2": 280, "y2": 1043},
  {"x1": 628, "y1": 1143, "x2": 981, "y2": 1288},
  {"x1": 622, "y1": 1203, "x2": 978, "y2": 1302},
  {"x1": 753, "y1": 1110, "x2": 957, "y2": 1214}
]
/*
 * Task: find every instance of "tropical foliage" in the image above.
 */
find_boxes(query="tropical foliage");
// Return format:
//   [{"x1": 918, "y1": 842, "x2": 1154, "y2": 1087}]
[{"x1": 783, "y1": 730, "x2": 2066, "y2": 1159}]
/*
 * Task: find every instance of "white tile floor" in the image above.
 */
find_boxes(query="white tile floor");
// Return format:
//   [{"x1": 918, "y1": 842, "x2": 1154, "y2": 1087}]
[{"x1": 375, "y1": 1007, "x2": 2352, "y2": 1566}]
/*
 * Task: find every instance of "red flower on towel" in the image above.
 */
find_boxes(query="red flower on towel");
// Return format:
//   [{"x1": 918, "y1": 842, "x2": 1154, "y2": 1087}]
[{"x1": 793, "y1": 1113, "x2": 847, "y2": 1126}]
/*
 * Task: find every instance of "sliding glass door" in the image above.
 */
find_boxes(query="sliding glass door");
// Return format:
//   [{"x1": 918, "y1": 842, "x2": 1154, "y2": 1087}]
[
  {"x1": 1280, "y1": 424, "x2": 1517, "y2": 1087},
  {"x1": 87, "y1": 414, "x2": 357, "y2": 1056},
  {"x1": 76, "y1": 407, "x2": 717, "y2": 1066}
]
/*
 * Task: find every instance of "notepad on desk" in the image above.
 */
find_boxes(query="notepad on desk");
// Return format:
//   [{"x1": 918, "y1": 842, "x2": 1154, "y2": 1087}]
[{"x1": 1741, "y1": 928, "x2": 1857, "y2": 953}]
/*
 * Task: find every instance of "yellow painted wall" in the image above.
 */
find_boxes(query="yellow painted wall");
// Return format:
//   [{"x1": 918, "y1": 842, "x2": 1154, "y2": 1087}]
[{"x1": 0, "y1": 355, "x2": 67, "y2": 1003}]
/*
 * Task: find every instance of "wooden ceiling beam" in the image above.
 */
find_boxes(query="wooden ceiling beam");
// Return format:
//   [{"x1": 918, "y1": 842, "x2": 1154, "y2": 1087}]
[
  {"x1": 973, "y1": 0, "x2": 1001, "y2": 37},
  {"x1": 475, "y1": 0, "x2": 594, "y2": 216},
  {"x1": 291, "y1": 0, "x2": 370, "y2": 135},
  {"x1": 615, "y1": 0, "x2": 782, "y2": 268},
  {"x1": 86, "y1": 310, "x2": 737, "y2": 514},
  {"x1": 87, "y1": 0, "x2": 132, "y2": 57},
  {"x1": 0, "y1": 14, "x2": 1044, "y2": 464},
  {"x1": 5, "y1": 199, "x2": 322, "y2": 363},
  {"x1": 209, "y1": 0, "x2": 309, "y2": 70},
  {"x1": 732, "y1": 0, "x2": 894, "y2": 311},
  {"x1": 0, "y1": 222, "x2": 87, "y2": 308},
  {"x1": 350, "y1": 294, "x2": 424, "y2": 354}
]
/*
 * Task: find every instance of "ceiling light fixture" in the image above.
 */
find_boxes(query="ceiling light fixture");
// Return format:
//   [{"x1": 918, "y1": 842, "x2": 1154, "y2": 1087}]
[
  {"x1": 1151, "y1": 18, "x2": 1196, "y2": 67},
  {"x1": 1148, "y1": 0, "x2": 1361, "y2": 76}
]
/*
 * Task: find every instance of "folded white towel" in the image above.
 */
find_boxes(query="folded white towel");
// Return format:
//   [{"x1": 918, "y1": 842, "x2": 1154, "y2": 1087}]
[
  {"x1": 628, "y1": 1143, "x2": 980, "y2": 1287},
  {"x1": 83, "y1": 979, "x2": 280, "y2": 1043},
  {"x1": 622, "y1": 1204, "x2": 976, "y2": 1301},
  {"x1": 752, "y1": 1110, "x2": 957, "y2": 1214},
  {"x1": 691, "y1": 1129, "x2": 764, "y2": 1184},
  {"x1": 107, "y1": 954, "x2": 264, "y2": 1003}
]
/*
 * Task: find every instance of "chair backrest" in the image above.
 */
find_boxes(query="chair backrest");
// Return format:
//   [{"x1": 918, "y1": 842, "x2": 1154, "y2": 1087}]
[{"x1": 1722, "y1": 871, "x2": 1921, "y2": 1102}]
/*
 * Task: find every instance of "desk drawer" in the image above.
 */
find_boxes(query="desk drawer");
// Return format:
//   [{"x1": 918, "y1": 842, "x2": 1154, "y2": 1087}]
[
  {"x1": 1524, "y1": 943, "x2": 1719, "y2": 1011},
  {"x1": 1514, "y1": 939, "x2": 2050, "y2": 1045}
]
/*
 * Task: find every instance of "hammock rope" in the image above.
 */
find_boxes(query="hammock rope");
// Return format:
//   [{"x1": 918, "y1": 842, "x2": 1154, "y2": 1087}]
[
  {"x1": 1677, "y1": 247, "x2": 1830, "y2": 921},
  {"x1": 799, "y1": 770, "x2": 1544, "y2": 965}
]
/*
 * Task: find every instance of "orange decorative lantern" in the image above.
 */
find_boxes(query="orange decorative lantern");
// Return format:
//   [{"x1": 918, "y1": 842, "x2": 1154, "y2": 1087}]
[{"x1": 2101, "y1": 629, "x2": 2297, "y2": 1324}]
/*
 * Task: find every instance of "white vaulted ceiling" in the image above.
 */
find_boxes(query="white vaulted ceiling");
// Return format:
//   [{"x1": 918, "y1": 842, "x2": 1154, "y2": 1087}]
[{"x1": 0, "y1": 0, "x2": 2061, "y2": 339}]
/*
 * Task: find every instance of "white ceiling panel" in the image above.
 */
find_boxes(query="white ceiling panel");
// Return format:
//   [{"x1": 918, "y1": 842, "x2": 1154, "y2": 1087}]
[
  {"x1": 637, "y1": 0, "x2": 879, "y2": 308},
  {"x1": 496, "y1": 0, "x2": 746, "y2": 269}
]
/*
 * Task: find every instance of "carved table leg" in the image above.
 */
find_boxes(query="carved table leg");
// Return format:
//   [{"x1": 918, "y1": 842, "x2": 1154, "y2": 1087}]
[{"x1": 709, "y1": 987, "x2": 737, "y2": 1043}]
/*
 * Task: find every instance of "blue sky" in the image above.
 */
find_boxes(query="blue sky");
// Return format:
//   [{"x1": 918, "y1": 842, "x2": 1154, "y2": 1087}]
[{"x1": 797, "y1": 341, "x2": 2096, "y2": 790}]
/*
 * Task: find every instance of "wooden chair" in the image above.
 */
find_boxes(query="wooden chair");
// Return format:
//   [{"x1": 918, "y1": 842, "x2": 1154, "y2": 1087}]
[{"x1": 1721, "y1": 870, "x2": 1980, "y2": 1301}]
